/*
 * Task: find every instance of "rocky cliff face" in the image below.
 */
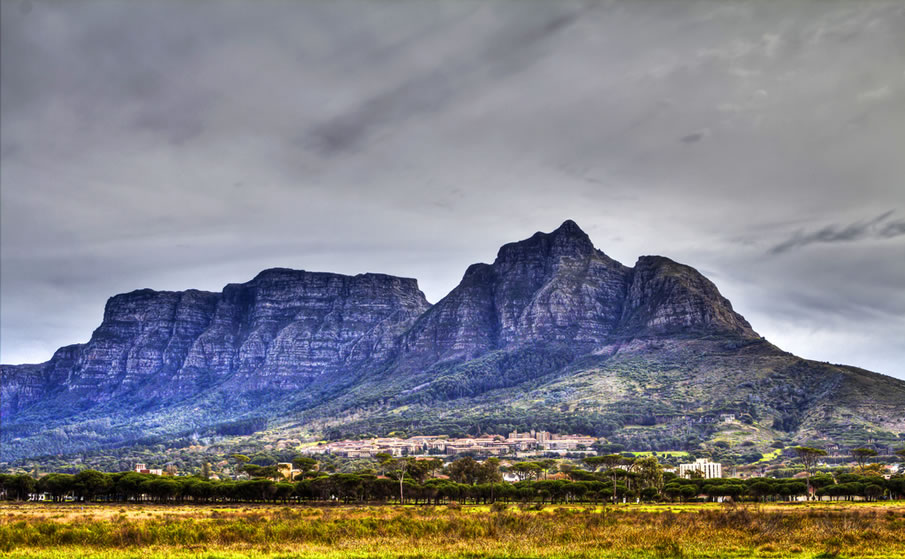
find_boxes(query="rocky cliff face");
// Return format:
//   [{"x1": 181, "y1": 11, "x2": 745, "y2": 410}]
[
  {"x1": 620, "y1": 256, "x2": 757, "y2": 338},
  {"x1": 4, "y1": 220, "x2": 901, "y2": 463},
  {"x1": 401, "y1": 220, "x2": 749, "y2": 362},
  {"x1": 401, "y1": 220, "x2": 633, "y2": 361},
  {"x1": 174, "y1": 269, "x2": 431, "y2": 393},
  {"x1": 67, "y1": 289, "x2": 220, "y2": 398},
  {"x1": 1, "y1": 344, "x2": 83, "y2": 419},
  {"x1": 1, "y1": 270, "x2": 430, "y2": 422}
]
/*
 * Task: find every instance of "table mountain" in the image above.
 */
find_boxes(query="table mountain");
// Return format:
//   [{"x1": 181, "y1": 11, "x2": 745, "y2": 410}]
[{"x1": 2, "y1": 220, "x2": 903, "y2": 463}]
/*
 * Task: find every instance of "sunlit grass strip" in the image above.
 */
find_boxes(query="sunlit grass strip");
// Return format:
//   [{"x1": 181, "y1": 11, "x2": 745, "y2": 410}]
[{"x1": 3, "y1": 502, "x2": 905, "y2": 558}]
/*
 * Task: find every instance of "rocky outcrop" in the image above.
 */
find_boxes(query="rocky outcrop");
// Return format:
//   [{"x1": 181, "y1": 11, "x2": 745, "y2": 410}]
[
  {"x1": 620, "y1": 256, "x2": 757, "y2": 338},
  {"x1": 67, "y1": 289, "x2": 220, "y2": 398},
  {"x1": 1, "y1": 364, "x2": 47, "y2": 420},
  {"x1": 1, "y1": 344, "x2": 83, "y2": 420},
  {"x1": 402, "y1": 220, "x2": 633, "y2": 361},
  {"x1": 400, "y1": 220, "x2": 753, "y2": 364},
  {"x1": 174, "y1": 269, "x2": 431, "y2": 393}
]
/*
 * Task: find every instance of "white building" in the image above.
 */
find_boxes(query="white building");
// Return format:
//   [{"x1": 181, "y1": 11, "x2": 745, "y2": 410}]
[
  {"x1": 134, "y1": 463, "x2": 163, "y2": 476},
  {"x1": 679, "y1": 458, "x2": 722, "y2": 479}
]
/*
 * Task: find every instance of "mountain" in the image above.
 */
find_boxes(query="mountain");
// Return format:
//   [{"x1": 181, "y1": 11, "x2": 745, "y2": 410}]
[{"x1": 3, "y1": 220, "x2": 904, "y2": 465}]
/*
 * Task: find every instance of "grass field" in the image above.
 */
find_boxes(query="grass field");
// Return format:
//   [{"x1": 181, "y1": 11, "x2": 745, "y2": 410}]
[
  {"x1": 759, "y1": 450, "x2": 784, "y2": 463},
  {"x1": 627, "y1": 451, "x2": 690, "y2": 458},
  {"x1": 3, "y1": 501, "x2": 905, "y2": 558}
]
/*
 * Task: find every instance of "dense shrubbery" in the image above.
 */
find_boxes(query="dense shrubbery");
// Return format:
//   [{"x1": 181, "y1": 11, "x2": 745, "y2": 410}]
[{"x1": 2, "y1": 468, "x2": 902, "y2": 505}]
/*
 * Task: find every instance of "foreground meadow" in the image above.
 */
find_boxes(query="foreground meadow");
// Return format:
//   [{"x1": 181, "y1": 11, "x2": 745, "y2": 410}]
[{"x1": 3, "y1": 501, "x2": 905, "y2": 558}]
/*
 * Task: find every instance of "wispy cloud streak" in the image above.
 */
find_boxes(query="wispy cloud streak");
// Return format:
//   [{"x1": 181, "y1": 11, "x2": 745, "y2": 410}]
[{"x1": 769, "y1": 211, "x2": 905, "y2": 255}]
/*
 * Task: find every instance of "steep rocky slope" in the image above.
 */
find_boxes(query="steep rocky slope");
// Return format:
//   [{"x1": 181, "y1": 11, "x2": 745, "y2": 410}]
[
  {"x1": 2, "y1": 221, "x2": 903, "y2": 462},
  {"x1": 401, "y1": 220, "x2": 633, "y2": 362},
  {"x1": 620, "y1": 256, "x2": 756, "y2": 338},
  {"x1": 1, "y1": 271, "x2": 429, "y2": 436}
]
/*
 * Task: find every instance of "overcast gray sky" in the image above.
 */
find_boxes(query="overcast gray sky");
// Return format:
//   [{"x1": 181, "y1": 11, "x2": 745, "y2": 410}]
[{"x1": 2, "y1": 0, "x2": 904, "y2": 379}]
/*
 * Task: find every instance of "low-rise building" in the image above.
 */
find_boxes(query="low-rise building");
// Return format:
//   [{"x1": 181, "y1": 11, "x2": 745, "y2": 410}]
[
  {"x1": 133, "y1": 463, "x2": 163, "y2": 476},
  {"x1": 541, "y1": 435, "x2": 596, "y2": 451}
]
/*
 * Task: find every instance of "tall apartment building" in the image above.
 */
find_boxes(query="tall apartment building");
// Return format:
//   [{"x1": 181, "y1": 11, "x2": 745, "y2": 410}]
[{"x1": 679, "y1": 458, "x2": 722, "y2": 479}]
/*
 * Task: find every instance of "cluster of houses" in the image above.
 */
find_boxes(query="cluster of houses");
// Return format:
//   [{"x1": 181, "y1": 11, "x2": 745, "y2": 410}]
[{"x1": 300, "y1": 430, "x2": 598, "y2": 459}]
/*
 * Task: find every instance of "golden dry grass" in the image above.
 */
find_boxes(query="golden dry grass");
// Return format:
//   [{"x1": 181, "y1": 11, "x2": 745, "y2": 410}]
[{"x1": 3, "y1": 501, "x2": 905, "y2": 558}]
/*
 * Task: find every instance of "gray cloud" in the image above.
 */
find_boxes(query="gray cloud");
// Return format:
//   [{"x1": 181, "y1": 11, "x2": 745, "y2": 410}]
[
  {"x1": 680, "y1": 133, "x2": 705, "y2": 144},
  {"x1": 769, "y1": 211, "x2": 905, "y2": 254},
  {"x1": 2, "y1": 0, "x2": 905, "y2": 379},
  {"x1": 880, "y1": 219, "x2": 905, "y2": 238},
  {"x1": 303, "y1": 5, "x2": 587, "y2": 156}
]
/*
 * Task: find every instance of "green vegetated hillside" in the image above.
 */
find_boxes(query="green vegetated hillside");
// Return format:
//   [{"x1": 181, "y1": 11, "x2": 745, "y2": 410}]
[
  {"x1": 2, "y1": 220, "x2": 904, "y2": 468},
  {"x1": 293, "y1": 335, "x2": 905, "y2": 449}
]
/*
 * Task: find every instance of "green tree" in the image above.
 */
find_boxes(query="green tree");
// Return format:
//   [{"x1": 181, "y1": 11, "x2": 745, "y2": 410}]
[
  {"x1": 244, "y1": 464, "x2": 280, "y2": 479},
  {"x1": 5, "y1": 474, "x2": 36, "y2": 501},
  {"x1": 538, "y1": 459, "x2": 558, "y2": 480},
  {"x1": 231, "y1": 454, "x2": 250, "y2": 477},
  {"x1": 509, "y1": 462, "x2": 543, "y2": 481},
  {"x1": 634, "y1": 456, "x2": 664, "y2": 492},
  {"x1": 73, "y1": 470, "x2": 112, "y2": 501},
  {"x1": 596, "y1": 454, "x2": 626, "y2": 503},
  {"x1": 378, "y1": 454, "x2": 413, "y2": 504},
  {"x1": 403, "y1": 459, "x2": 435, "y2": 484},
  {"x1": 292, "y1": 456, "x2": 318, "y2": 477},
  {"x1": 115, "y1": 472, "x2": 147, "y2": 502},
  {"x1": 143, "y1": 478, "x2": 180, "y2": 502},
  {"x1": 583, "y1": 456, "x2": 608, "y2": 472},
  {"x1": 748, "y1": 480, "x2": 774, "y2": 502},
  {"x1": 851, "y1": 448, "x2": 878, "y2": 471},
  {"x1": 447, "y1": 457, "x2": 481, "y2": 484},
  {"x1": 864, "y1": 483, "x2": 884, "y2": 501},
  {"x1": 38, "y1": 473, "x2": 75, "y2": 502},
  {"x1": 793, "y1": 446, "x2": 827, "y2": 500},
  {"x1": 421, "y1": 458, "x2": 444, "y2": 479},
  {"x1": 480, "y1": 458, "x2": 503, "y2": 485}
]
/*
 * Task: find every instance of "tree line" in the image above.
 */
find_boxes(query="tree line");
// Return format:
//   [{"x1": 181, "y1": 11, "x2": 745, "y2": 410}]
[{"x1": 2, "y1": 453, "x2": 903, "y2": 504}]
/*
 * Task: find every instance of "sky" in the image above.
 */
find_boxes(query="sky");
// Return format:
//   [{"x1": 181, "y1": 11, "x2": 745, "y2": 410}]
[{"x1": 2, "y1": 0, "x2": 904, "y2": 379}]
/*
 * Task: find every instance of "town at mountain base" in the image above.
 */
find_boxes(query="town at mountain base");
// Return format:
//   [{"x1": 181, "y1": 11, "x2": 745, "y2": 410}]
[{"x1": 2, "y1": 220, "x2": 904, "y2": 468}]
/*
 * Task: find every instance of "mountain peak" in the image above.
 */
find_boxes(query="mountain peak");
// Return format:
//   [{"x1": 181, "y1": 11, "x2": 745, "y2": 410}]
[
  {"x1": 553, "y1": 218, "x2": 585, "y2": 237},
  {"x1": 543, "y1": 219, "x2": 593, "y2": 248},
  {"x1": 495, "y1": 219, "x2": 595, "y2": 265}
]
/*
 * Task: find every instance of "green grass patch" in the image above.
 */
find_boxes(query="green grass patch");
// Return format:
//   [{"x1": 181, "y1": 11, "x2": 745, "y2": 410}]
[
  {"x1": 629, "y1": 450, "x2": 690, "y2": 458},
  {"x1": 758, "y1": 448, "x2": 784, "y2": 462}
]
